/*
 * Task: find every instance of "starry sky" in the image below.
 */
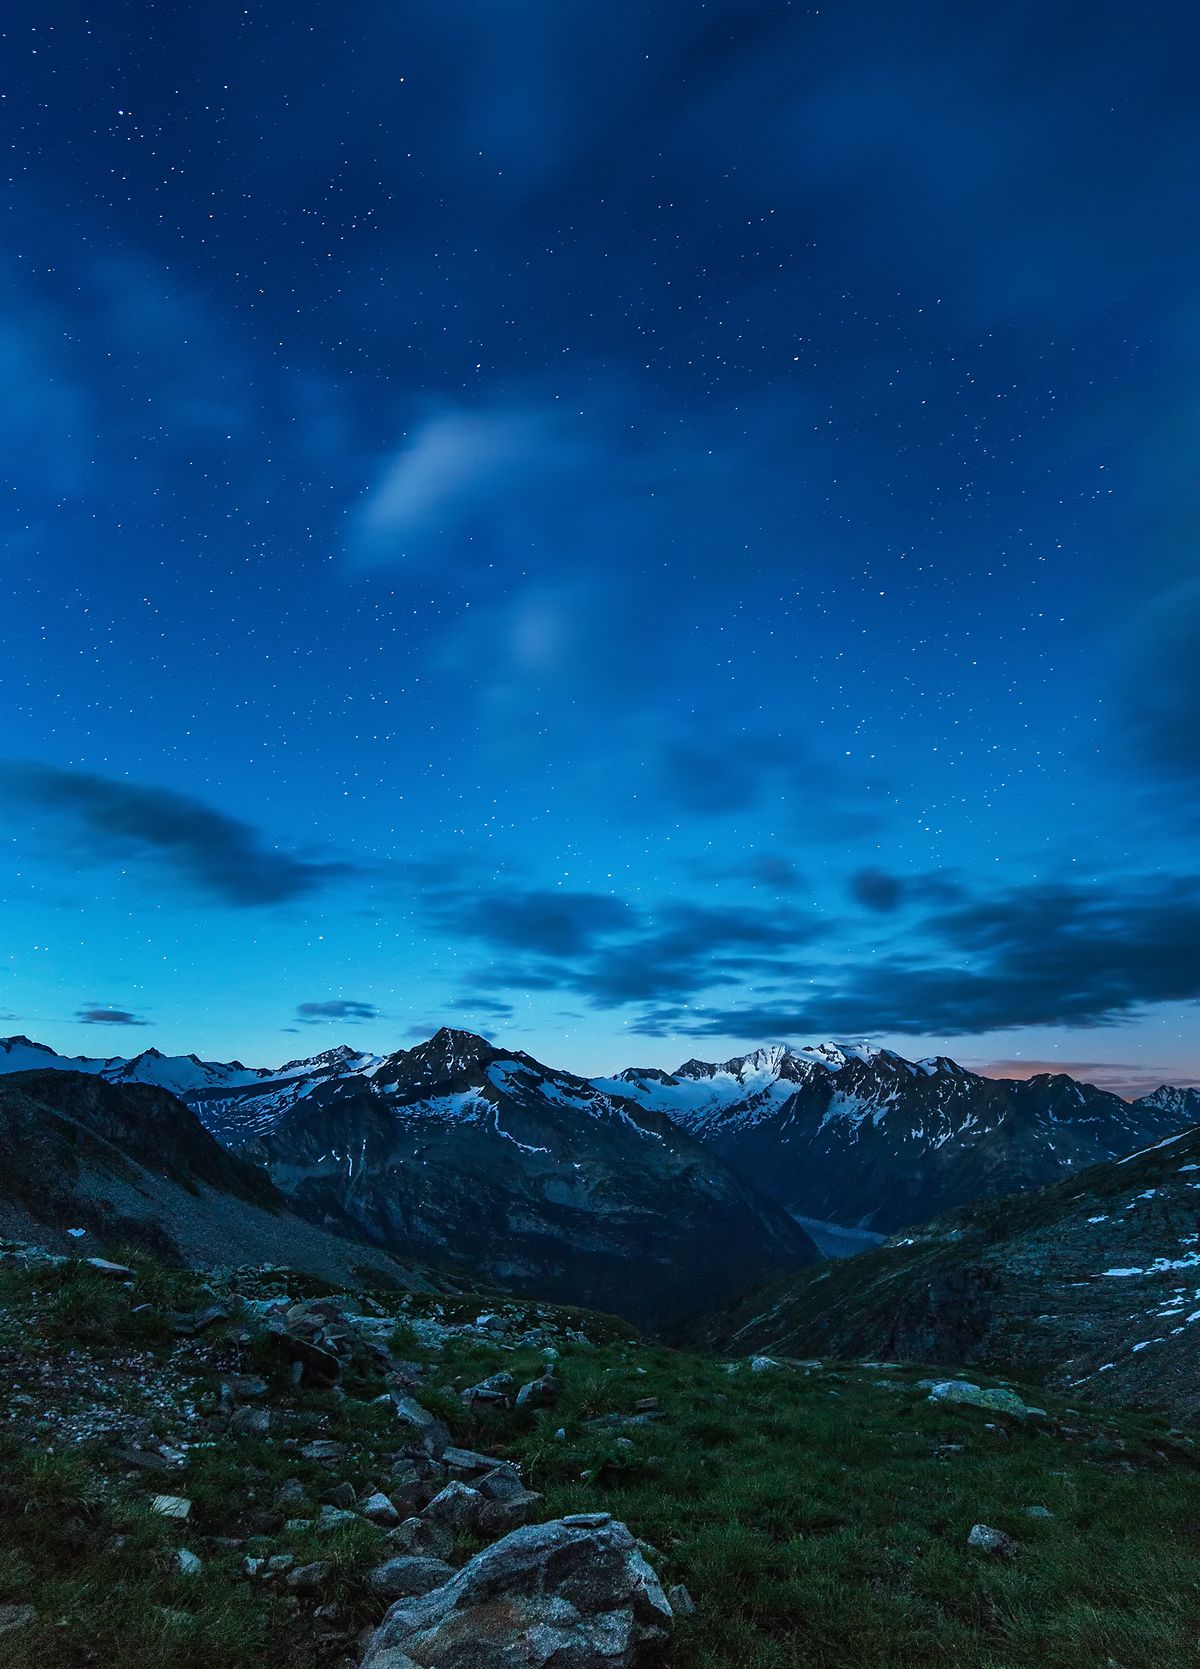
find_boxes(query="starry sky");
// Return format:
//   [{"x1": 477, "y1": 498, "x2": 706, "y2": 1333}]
[{"x1": 3, "y1": 1, "x2": 1199, "y2": 1092}]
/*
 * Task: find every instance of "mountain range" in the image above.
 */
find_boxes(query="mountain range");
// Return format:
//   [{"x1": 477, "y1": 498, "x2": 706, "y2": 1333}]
[
  {"x1": 3, "y1": 1024, "x2": 1200, "y2": 1412},
  {"x1": 0, "y1": 1031, "x2": 818, "y2": 1327},
  {"x1": 3, "y1": 1029, "x2": 1196, "y2": 1329},
  {"x1": 600, "y1": 1041, "x2": 1195, "y2": 1232}
]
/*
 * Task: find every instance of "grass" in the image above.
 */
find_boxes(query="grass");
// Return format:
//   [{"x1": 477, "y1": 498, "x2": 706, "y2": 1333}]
[{"x1": 1, "y1": 1259, "x2": 1199, "y2": 1668}]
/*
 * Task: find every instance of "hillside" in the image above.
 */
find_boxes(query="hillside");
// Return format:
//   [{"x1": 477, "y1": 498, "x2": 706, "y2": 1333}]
[
  {"x1": 0, "y1": 1246, "x2": 1197, "y2": 1669},
  {"x1": 0, "y1": 1071, "x2": 453, "y2": 1295},
  {"x1": 705, "y1": 1122, "x2": 1200, "y2": 1418}
]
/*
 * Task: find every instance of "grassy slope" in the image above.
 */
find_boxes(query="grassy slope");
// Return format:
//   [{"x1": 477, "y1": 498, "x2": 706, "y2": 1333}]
[
  {"x1": 1, "y1": 1255, "x2": 1199, "y2": 1669},
  {"x1": 699, "y1": 1124, "x2": 1200, "y2": 1419}
]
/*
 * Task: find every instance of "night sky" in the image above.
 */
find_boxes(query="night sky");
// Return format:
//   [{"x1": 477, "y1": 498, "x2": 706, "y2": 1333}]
[{"x1": 3, "y1": 1, "x2": 1199, "y2": 1091}]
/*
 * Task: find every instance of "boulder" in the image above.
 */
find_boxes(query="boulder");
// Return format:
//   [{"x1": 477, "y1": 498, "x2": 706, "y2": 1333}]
[
  {"x1": 361, "y1": 1517, "x2": 672, "y2": 1669},
  {"x1": 515, "y1": 1372, "x2": 558, "y2": 1411},
  {"x1": 368, "y1": 1555, "x2": 457, "y2": 1600},
  {"x1": 229, "y1": 1404, "x2": 271, "y2": 1437},
  {"x1": 421, "y1": 1481, "x2": 486, "y2": 1538},
  {"x1": 928, "y1": 1380, "x2": 1035, "y2": 1418},
  {"x1": 364, "y1": 1491, "x2": 403, "y2": 1526},
  {"x1": 287, "y1": 1560, "x2": 334, "y2": 1590}
]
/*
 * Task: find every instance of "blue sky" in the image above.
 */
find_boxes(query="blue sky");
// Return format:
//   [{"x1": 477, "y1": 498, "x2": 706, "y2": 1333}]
[{"x1": 2, "y1": 0, "x2": 1199, "y2": 1091}]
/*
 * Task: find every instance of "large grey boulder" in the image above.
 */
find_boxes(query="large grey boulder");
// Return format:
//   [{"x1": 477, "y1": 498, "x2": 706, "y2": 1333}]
[{"x1": 361, "y1": 1517, "x2": 672, "y2": 1669}]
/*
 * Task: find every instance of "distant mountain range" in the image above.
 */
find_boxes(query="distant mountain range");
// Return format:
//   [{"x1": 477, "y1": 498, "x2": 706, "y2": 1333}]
[
  {"x1": 600, "y1": 1041, "x2": 1196, "y2": 1233},
  {"x1": 2, "y1": 1029, "x2": 1196, "y2": 1325},
  {"x1": 0, "y1": 1031, "x2": 817, "y2": 1327}
]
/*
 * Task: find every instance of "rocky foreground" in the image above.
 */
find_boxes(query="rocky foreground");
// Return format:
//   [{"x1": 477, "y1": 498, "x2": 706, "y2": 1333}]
[{"x1": 2, "y1": 1243, "x2": 1199, "y2": 1669}]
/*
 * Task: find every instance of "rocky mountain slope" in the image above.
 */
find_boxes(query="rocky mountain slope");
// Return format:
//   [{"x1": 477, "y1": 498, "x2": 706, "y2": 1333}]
[
  {"x1": 0, "y1": 1070, "x2": 451, "y2": 1294},
  {"x1": 199, "y1": 1029, "x2": 818, "y2": 1329},
  {"x1": 706, "y1": 1122, "x2": 1200, "y2": 1417},
  {"x1": 600, "y1": 1042, "x2": 1194, "y2": 1233}
]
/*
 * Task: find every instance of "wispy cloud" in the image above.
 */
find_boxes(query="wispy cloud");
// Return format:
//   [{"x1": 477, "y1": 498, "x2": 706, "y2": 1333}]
[
  {"x1": 76, "y1": 1005, "x2": 148, "y2": 1026},
  {"x1": 0, "y1": 765, "x2": 359, "y2": 907},
  {"x1": 295, "y1": 1000, "x2": 379, "y2": 1023}
]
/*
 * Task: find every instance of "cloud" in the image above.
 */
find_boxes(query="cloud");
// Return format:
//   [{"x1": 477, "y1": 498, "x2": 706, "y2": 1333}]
[
  {"x1": 295, "y1": 1000, "x2": 380, "y2": 1023},
  {"x1": 0, "y1": 765, "x2": 358, "y2": 906},
  {"x1": 630, "y1": 873, "x2": 1200, "y2": 1040},
  {"x1": 450, "y1": 994, "x2": 516, "y2": 1020},
  {"x1": 847, "y1": 867, "x2": 964, "y2": 912},
  {"x1": 848, "y1": 868, "x2": 903, "y2": 912},
  {"x1": 349, "y1": 403, "x2": 594, "y2": 573},
  {"x1": 77, "y1": 1006, "x2": 148, "y2": 1026},
  {"x1": 429, "y1": 884, "x2": 819, "y2": 1008},
  {"x1": 426, "y1": 886, "x2": 635, "y2": 960}
]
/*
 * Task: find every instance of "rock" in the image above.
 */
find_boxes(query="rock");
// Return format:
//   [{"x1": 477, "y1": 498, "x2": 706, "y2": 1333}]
[
  {"x1": 229, "y1": 1405, "x2": 271, "y2": 1437},
  {"x1": 287, "y1": 1560, "x2": 334, "y2": 1591},
  {"x1": 361, "y1": 1517, "x2": 671, "y2": 1669},
  {"x1": 0, "y1": 1605, "x2": 37, "y2": 1636},
  {"x1": 459, "y1": 1372, "x2": 515, "y2": 1413},
  {"x1": 301, "y1": 1439, "x2": 349, "y2": 1466},
  {"x1": 169, "y1": 1304, "x2": 229, "y2": 1336},
  {"x1": 441, "y1": 1446, "x2": 504, "y2": 1481},
  {"x1": 1024, "y1": 1505, "x2": 1054, "y2": 1520},
  {"x1": 319, "y1": 1504, "x2": 358, "y2": 1528},
  {"x1": 928, "y1": 1380, "x2": 1033, "y2": 1418},
  {"x1": 421, "y1": 1481, "x2": 485, "y2": 1538},
  {"x1": 364, "y1": 1491, "x2": 402, "y2": 1526},
  {"x1": 390, "y1": 1394, "x2": 451, "y2": 1456},
  {"x1": 368, "y1": 1555, "x2": 457, "y2": 1599},
  {"x1": 274, "y1": 1478, "x2": 311, "y2": 1513},
  {"x1": 85, "y1": 1257, "x2": 133, "y2": 1279},
  {"x1": 562, "y1": 1513, "x2": 611, "y2": 1528},
  {"x1": 465, "y1": 1464, "x2": 519, "y2": 1502},
  {"x1": 749, "y1": 1356, "x2": 780, "y2": 1372},
  {"x1": 151, "y1": 1495, "x2": 192, "y2": 1520},
  {"x1": 327, "y1": 1481, "x2": 358, "y2": 1511},
  {"x1": 479, "y1": 1497, "x2": 543, "y2": 1538},
  {"x1": 667, "y1": 1583, "x2": 696, "y2": 1617},
  {"x1": 387, "y1": 1516, "x2": 456, "y2": 1562},
  {"x1": 515, "y1": 1372, "x2": 558, "y2": 1411},
  {"x1": 175, "y1": 1549, "x2": 203, "y2": 1577},
  {"x1": 967, "y1": 1523, "x2": 1018, "y2": 1557}
]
